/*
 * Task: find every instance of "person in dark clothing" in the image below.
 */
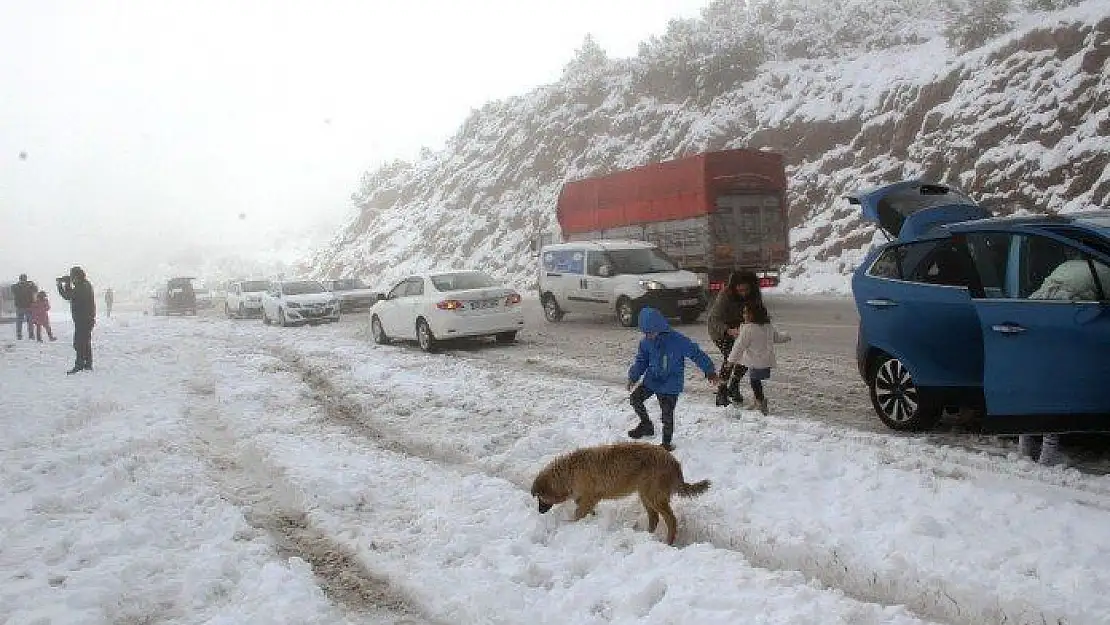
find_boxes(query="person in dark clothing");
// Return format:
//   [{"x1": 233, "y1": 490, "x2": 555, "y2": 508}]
[
  {"x1": 12, "y1": 274, "x2": 38, "y2": 340},
  {"x1": 705, "y1": 270, "x2": 763, "y2": 406},
  {"x1": 627, "y1": 307, "x2": 718, "y2": 451},
  {"x1": 104, "y1": 288, "x2": 115, "y2": 317},
  {"x1": 56, "y1": 266, "x2": 96, "y2": 374}
]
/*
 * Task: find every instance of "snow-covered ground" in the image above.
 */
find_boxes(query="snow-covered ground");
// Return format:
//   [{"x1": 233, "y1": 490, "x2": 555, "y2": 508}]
[{"x1": 3, "y1": 313, "x2": 1110, "y2": 624}]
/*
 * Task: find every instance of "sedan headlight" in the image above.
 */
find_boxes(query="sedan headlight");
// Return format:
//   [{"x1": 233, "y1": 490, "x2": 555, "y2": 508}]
[{"x1": 638, "y1": 280, "x2": 666, "y2": 291}]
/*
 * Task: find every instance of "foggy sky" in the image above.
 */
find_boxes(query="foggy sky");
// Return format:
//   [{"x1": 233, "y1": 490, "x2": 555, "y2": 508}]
[{"x1": 0, "y1": 0, "x2": 708, "y2": 290}]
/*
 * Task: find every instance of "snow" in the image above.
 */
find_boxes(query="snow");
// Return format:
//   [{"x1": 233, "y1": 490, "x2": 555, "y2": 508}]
[{"x1": 6, "y1": 313, "x2": 1110, "y2": 624}]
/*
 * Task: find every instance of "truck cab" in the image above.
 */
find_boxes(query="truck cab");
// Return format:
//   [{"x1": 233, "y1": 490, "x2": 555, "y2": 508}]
[{"x1": 538, "y1": 239, "x2": 707, "y2": 327}]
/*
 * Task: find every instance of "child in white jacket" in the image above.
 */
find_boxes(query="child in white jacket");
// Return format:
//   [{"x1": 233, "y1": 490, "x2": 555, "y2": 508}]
[{"x1": 726, "y1": 302, "x2": 791, "y2": 414}]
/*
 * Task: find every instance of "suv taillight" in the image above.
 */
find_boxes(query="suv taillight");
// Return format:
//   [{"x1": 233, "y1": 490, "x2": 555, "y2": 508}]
[{"x1": 505, "y1": 293, "x2": 522, "y2": 305}]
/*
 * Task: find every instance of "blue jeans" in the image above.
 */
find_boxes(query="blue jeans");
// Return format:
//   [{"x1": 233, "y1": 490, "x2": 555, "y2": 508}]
[{"x1": 15, "y1": 309, "x2": 32, "y2": 338}]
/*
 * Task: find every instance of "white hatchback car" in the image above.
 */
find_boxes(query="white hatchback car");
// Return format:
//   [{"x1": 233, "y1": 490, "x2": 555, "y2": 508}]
[
  {"x1": 370, "y1": 271, "x2": 525, "y2": 351},
  {"x1": 225, "y1": 279, "x2": 272, "y2": 318},
  {"x1": 261, "y1": 279, "x2": 340, "y2": 327}
]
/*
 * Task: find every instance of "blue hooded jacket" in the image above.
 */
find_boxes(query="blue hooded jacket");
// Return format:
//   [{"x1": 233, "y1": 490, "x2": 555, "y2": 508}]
[{"x1": 628, "y1": 307, "x2": 716, "y2": 395}]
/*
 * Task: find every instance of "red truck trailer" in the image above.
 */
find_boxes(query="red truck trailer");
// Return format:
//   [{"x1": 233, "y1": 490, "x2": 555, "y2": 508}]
[{"x1": 556, "y1": 149, "x2": 790, "y2": 292}]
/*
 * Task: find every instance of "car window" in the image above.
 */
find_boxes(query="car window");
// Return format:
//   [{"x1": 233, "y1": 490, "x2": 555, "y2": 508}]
[
  {"x1": 404, "y1": 278, "x2": 425, "y2": 297},
  {"x1": 866, "y1": 247, "x2": 902, "y2": 279},
  {"x1": 904, "y1": 240, "x2": 972, "y2": 287},
  {"x1": 586, "y1": 252, "x2": 608, "y2": 277},
  {"x1": 1021, "y1": 235, "x2": 1108, "y2": 302},
  {"x1": 964, "y1": 233, "x2": 1012, "y2": 297},
  {"x1": 542, "y1": 249, "x2": 585, "y2": 274},
  {"x1": 387, "y1": 280, "x2": 407, "y2": 300},
  {"x1": 865, "y1": 240, "x2": 943, "y2": 283}
]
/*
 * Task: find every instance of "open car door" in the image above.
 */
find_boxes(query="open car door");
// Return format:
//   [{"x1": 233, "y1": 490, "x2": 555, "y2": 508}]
[{"x1": 962, "y1": 230, "x2": 1110, "y2": 434}]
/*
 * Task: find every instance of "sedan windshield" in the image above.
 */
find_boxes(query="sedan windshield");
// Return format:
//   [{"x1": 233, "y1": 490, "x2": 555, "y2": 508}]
[
  {"x1": 607, "y1": 248, "x2": 679, "y2": 274},
  {"x1": 283, "y1": 281, "x2": 325, "y2": 296},
  {"x1": 431, "y1": 272, "x2": 498, "y2": 292}
]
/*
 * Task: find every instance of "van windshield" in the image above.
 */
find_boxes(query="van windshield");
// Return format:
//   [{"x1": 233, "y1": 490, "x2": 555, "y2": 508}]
[
  {"x1": 607, "y1": 248, "x2": 679, "y2": 274},
  {"x1": 241, "y1": 281, "x2": 270, "y2": 293}
]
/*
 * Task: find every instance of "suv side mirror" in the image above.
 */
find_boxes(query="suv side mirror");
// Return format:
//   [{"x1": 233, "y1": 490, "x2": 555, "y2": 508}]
[{"x1": 598, "y1": 265, "x2": 612, "y2": 278}]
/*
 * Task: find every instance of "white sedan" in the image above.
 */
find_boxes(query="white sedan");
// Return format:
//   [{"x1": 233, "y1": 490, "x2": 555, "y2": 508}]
[
  {"x1": 261, "y1": 279, "x2": 341, "y2": 327},
  {"x1": 370, "y1": 271, "x2": 525, "y2": 351}
]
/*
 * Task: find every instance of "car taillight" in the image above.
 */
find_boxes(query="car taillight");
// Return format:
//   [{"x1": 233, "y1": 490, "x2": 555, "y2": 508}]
[
  {"x1": 759, "y1": 277, "x2": 779, "y2": 288},
  {"x1": 505, "y1": 293, "x2": 522, "y2": 305},
  {"x1": 708, "y1": 281, "x2": 724, "y2": 293},
  {"x1": 436, "y1": 299, "x2": 465, "y2": 311}
]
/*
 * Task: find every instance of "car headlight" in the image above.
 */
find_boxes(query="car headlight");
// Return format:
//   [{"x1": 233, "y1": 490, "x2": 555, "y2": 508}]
[{"x1": 638, "y1": 280, "x2": 666, "y2": 290}]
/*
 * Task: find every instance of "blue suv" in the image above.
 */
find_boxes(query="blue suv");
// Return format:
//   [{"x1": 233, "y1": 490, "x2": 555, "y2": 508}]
[{"x1": 851, "y1": 180, "x2": 1110, "y2": 434}]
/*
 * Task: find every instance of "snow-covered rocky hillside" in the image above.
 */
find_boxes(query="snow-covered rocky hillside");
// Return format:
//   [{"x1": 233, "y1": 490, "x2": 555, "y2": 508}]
[{"x1": 310, "y1": 0, "x2": 1109, "y2": 294}]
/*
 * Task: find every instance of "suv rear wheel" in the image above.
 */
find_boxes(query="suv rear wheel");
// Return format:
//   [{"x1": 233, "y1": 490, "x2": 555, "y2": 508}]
[{"x1": 869, "y1": 354, "x2": 941, "y2": 431}]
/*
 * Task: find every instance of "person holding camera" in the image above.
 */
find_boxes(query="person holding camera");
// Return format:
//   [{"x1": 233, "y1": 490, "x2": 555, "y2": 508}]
[{"x1": 56, "y1": 266, "x2": 96, "y2": 374}]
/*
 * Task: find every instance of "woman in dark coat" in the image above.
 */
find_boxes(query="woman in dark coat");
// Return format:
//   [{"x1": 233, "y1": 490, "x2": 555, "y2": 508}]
[{"x1": 705, "y1": 270, "x2": 763, "y2": 406}]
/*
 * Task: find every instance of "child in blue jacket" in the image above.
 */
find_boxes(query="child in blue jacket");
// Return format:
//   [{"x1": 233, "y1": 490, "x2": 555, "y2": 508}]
[{"x1": 627, "y1": 307, "x2": 718, "y2": 451}]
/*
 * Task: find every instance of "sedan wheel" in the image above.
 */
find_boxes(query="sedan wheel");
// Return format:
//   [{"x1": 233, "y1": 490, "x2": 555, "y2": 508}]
[
  {"x1": 371, "y1": 316, "x2": 390, "y2": 345},
  {"x1": 279, "y1": 309, "x2": 289, "y2": 328},
  {"x1": 869, "y1": 355, "x2": 940, "y2": 431},
  {"x1": 416, "y1": 318, "x2": 437, "y2": 353}
]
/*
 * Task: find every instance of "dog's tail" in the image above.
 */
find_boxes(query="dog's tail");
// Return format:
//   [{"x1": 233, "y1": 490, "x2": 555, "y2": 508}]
[{"x1": 675, "y1": 479, "x2": 711, "y2": 497}]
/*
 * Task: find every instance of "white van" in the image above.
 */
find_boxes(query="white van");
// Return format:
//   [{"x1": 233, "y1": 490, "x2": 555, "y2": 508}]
[{"x1": 537, "y1": 240, "x2": 707, "y2": 327}]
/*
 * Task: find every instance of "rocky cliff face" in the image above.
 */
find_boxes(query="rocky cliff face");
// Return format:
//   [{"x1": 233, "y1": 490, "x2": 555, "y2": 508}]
[{"x1": 310, "y1": 0, "x2": 1109, "y2": 294}]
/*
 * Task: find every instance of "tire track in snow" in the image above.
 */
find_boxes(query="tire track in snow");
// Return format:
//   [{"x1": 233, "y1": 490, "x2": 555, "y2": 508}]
[
  {"x1": 268, "y1": 347, "x2": 976, "y2": 625},
  {"x1": 183, "y1": 365, "x2": 439, "y2": 625}
]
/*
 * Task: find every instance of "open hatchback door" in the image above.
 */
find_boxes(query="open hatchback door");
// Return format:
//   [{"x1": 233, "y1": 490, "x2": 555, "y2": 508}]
[{"x1": 848, "y1": 180, "x2": 989, "y2": 241}]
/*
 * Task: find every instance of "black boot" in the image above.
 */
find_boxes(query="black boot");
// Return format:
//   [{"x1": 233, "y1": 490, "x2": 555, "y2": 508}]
[
  {"x1": 67, "y1": 364, "x2": 83, "y2": 375},
  {"x1": 715, "y1": 385, "x2": 731, "y2": 407},
  {"x1": 627, "y1": 422, "x2": 655, "y2": 439}
]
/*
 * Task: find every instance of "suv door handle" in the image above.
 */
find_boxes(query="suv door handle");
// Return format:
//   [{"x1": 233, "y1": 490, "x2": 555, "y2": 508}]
[
  {"x1": 991, "y1": 323, "x2": 1026, "y2": 335},
  {"x1": 865, "y1": 298, "x2": 898, "y2": 308}
]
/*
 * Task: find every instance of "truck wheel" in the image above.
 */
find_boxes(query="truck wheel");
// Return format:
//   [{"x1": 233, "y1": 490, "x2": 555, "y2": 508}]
[
  {"x1": 616, "y1": 297, "x2": 637, "y2": 328},
  {"x1": 542, "y1": 294, "x2": 564, "y2": 322}
]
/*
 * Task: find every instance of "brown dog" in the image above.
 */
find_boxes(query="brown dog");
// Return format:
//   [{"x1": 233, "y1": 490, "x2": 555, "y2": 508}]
[{"x1": 530, "y1": 441, "x2": 710, "y2": 545}]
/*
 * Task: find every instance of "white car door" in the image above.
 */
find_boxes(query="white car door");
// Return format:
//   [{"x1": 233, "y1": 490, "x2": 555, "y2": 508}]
[
  {"x1": 378, "y1": 279, "x2": 410, "y2": 337},
  {"x1": 404, "y1": 277, "x2": 428, "y2": 337}
]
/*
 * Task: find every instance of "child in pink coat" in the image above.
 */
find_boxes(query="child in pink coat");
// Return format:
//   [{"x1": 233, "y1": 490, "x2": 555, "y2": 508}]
[{"x1": 30, "y1": 291, "x2": 56, "y2": 342}]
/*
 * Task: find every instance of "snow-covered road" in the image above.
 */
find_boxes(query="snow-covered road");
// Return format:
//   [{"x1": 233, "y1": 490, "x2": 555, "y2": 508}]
[{"x1": 3, "y1": 312, "x2": 1109, "y2": 624}]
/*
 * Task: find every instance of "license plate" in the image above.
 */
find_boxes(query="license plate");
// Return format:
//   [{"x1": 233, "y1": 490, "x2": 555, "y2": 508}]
[
  {"x1": 678, "y1": 298, "x2": 699, "y2": 306},
  {"x1": 470, "y1": 299, "x2": 499, "y2": 310}
]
